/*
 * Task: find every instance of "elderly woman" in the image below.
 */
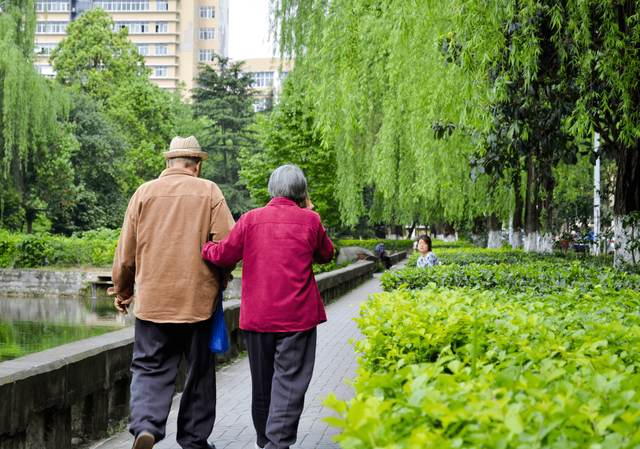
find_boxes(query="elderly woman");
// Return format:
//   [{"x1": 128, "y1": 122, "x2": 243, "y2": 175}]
[
  {"x1": 416, "y1": 235, "x2": 440, "y2": 267},
  {"x1": 202, "y1": 165, "x2": 334, "y2": 449}
]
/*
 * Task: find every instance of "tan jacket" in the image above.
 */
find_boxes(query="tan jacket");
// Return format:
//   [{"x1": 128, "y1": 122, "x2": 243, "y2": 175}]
[{"x1": 112, "y1": 167, "x2": 235, "y2": 323}]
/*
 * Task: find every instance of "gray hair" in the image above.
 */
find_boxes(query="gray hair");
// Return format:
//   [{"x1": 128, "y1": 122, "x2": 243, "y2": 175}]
[
  {"x1": 268, "y1": 165, "x2": 308, "y2": 203},
  {"x1": 168, "y1": 156, "x2": 200, "y2": 167}
]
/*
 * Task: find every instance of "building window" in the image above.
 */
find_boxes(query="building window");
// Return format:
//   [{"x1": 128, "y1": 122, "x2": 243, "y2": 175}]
[
  {"x1": 35, "y1": 64, "x2": 56, "y2": 78},
  {"x1": 137, "y1": 43, "x2": 149, "y2": 55},
  {"x1": 253, "y1": 98, "x2": 270, "y2": 112},
  {"x1": 154, "y1": 66, "x2": 167, "y2": 77},
  {"x1": 36, "y1": 21, "x2": 68, "y2": 34},
  {"x1": 155, "y1": 0, "x2": 168, "y2": 10},
  {"x1": 34, "y1": 42, "x2": 57, "y2": 56},
  {"x1": 94, "y1": 0, "x2": 149, "y2": 10},
  {"x1": 155, "y1": 43, "x2": 167, "y2": 55},
  {"x1": 198, "y1": 49, "x2": 215, "y2": 61},
  {"x1": 251, "y1": 71, "x2": 274, "y2": 88},
  {"x1": 36, "y1": 0, "x2": 69, "y2": 11},
  {"x1": 280, "y1": 71, "x2": 290, "y2": 81},
  {"x1": 199, "y1": 6, "x2": 214, "y2": 18},
  {"x1": 198, "y1": 27, "x2": 214, "y2": 40},
  {"x1": 155, "y1": 21, "x2": 168, "y2": 33},
  {"x1": 114, "y1": 21, "x2": 150, "y2": 33}
]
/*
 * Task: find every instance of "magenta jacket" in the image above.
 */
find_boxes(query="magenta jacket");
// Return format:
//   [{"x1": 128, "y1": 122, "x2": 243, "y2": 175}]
[{"x1": 202, "y1": 197, "x2": 335, "y2": 332}]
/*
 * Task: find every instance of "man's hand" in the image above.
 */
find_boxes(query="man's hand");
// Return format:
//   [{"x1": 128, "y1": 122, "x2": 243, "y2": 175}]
[
  {"x1": 114, "y1": 296, "x2": 134, "y2": 315},
  {"x1": 108, "y1": 287, "x2": 134, "y2": 315}
]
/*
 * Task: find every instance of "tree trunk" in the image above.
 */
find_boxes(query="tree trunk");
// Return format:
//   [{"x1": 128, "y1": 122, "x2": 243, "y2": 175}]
[
  {"x1": 25, "y1": 208, "x2": 37, "y2": 234},
  {"x1": 470, "y1": 216, "x2": 486, "y2": 247},
  {"x1": 614, "y1": 142, "x2": 640, "y2": 264},
  {"x1": 512, "y1": 172, "x2": 523, "y2": 249},
  {"x1": 524, "y1": 150, "x2": 541, "y2": 251},
  {"x1": 436, "y1": 221, "x2": 457, "y2": 242},
  {"x1": 407, "y1": 222, "x2": 416, "y2": 239},
  {"x1": 538, "y1": 172, "x2": 556, "y2": 253},
  {"x1": 487, "y1": 214, "x2": 502, "y2": 249}
]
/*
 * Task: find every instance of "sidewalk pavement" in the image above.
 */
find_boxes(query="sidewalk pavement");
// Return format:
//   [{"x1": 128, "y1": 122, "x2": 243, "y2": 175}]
[{"x1": 91, "y1": 263, "x2": 402, "y2": 449}]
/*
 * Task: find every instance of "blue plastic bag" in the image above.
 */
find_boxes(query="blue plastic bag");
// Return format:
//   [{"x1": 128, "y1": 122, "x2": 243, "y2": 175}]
[{"x1": 209, "y1": 288, "x2": 230, "y2": 354}]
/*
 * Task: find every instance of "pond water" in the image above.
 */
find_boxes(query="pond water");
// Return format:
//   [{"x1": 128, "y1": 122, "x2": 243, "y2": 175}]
[{"x1": 0, "y1": 295, "x2": 134, "y2": 362}]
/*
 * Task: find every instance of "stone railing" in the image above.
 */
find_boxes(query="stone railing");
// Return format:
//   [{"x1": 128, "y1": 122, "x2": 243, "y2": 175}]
[{"x1": 0, "y1": 255, "x2": 408, "y2": 448}]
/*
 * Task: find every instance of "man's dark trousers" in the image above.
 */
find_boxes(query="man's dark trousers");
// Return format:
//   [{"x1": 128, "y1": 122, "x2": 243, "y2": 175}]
[
  {"x1": 245, "y1": 328, "x2": 317, "y2": 449},
  {"x1": 129, "y1": 316, "x2": 216, "y2": 449}
]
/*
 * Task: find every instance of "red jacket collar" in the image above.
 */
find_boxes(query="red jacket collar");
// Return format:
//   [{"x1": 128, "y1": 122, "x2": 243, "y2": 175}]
[{"x1": 267, "y1": 197, "x2": 299, "y2": 207}]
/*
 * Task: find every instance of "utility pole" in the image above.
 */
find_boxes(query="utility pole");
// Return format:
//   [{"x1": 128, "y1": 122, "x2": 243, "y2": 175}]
[{"x1": 593, "y1": 132, "x2": 601, "y2": 256}]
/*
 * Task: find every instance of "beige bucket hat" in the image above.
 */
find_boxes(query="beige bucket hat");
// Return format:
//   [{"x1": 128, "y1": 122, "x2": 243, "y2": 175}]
[{"x1": 163, "y1": 136, "x2": 209, "y2": 161}]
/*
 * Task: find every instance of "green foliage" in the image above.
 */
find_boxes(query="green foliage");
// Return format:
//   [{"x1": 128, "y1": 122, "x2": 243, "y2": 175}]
[
  {"x1": 50, "y1": 7, "x2": 178, "y2": 200},
  {"x1": 50, "y1": 8, "x2": 147, "y2": 100},
  {"x1": 337, "y1": 239, "x2": 413, "y2": 253},
  {"x1": 0, "y1": 0, "x2": 75, "y2": 231},
  {"x1": 0, "y1": 228, "x2": 119, "y2": 268},
  {"x1": 406, "y1": 247, "x2": 560, "y2": 267},
  {"x1": 192, "y1": 56, "x2": 257, "y2": 218},
  {"x1": 240, "y1": 75, "x2": 339, "y2": 228},
  {"x1": 50, "y1": 93, "x2": 129, "y2": 234},
  {"x1": 381, "y1": 260, "x2": 639, "y2": 294},
  {"x1": 313, "y1": 260, "x2": 352, "y2": 275},
  {"x1": 269, "y1": 0, "x2": 640, "y2": 238},
  {"x1": 325, "y1": 287, "x2": 640, "y2": 448},
  {"x1": 104, "y1": 76, "x2": 177, "y2": 193}
]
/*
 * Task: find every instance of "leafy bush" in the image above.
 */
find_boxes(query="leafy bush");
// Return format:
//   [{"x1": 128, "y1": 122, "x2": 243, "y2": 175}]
[
  {"x1": 0, "y1": 229, "x2": 120, "y2": 268},
  {"x1": 325, "y1": 287, "x2": 640, "y2": 448},
  {"x1": 313, "y1": 260, "x2": 352, "y2": 275},
  {"x1": 405, "y1": 247, "x2": 584, "y2": 268},
  {"x1": 381, "y1": 261, "x2": 640, "y2": 294},
  {"x1": 337, "y1": 238, "x2": 413, "y2": 253}
]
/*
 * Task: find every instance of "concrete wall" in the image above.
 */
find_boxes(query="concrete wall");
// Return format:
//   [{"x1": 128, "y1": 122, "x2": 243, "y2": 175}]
[
  {"x1": 0, "y1": 300, "x2": 242, "y2": 449},
  {"x1": 0, "y1": 270, "x2": 91, "y2": 297},
  {"x1": 0, "y1": 255, "x2": 409, "y2": 449}
]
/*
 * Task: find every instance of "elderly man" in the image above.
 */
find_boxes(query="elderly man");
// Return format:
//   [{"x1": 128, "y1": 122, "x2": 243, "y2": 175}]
[{"x1": 110, "y1": 136, "x2": 235, "y2": 449}]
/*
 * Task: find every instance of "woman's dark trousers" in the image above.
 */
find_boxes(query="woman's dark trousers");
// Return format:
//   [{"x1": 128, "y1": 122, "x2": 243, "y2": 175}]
[
  {"x1": 129, "y1": 317, "x2": 217, "y2": 449},
  {"x1": 245, "y1": 328, "x2": 317, "y2": 449}
]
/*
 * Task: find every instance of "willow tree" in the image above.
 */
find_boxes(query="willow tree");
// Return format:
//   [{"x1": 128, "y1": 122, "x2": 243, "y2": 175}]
[
  {"x1": 268, "y1": 0, "x2": 512, "y2": 232},
  {"x1": 0, "y1": 0, "x2": 75, "y2": 232},
  {"x1": 271, "y1": 0, "x2": 640, "y2": 258}
]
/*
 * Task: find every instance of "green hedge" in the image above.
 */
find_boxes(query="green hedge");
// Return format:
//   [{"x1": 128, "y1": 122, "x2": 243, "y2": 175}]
[
  {"x1": 0, "y1": 229, "x2": 120, "y2": 268},
  {"x1": 381, "y1": 261, "x2": 640, "y2": 294},
  {"x1": 325, "y1": 287, "x2": 640, "y2": 448},
  {"x1": 406, "y1": 247, "x2": 583, "y2": 268},
  {"x1": 337, "y1": 238, "x2": 413, "y2": 252}
]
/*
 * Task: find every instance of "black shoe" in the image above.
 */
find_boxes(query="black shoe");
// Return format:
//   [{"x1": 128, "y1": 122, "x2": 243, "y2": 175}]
[{"x1": 133, "y1": 432, "x2": 154, "y2": 449}]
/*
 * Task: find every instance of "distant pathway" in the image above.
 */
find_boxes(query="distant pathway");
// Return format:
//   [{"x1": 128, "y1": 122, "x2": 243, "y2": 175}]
[{"x1": 91, "y1": 263, "x2": 402, "y2": 449}]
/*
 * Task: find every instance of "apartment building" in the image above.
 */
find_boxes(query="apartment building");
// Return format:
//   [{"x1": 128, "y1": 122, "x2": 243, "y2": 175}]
[
  {"x1": 239, "y1": 58, "x2": 294, "y2": 111},
  {"x1": 34, "y1": 0, "x2": 229, "y2": 92}
]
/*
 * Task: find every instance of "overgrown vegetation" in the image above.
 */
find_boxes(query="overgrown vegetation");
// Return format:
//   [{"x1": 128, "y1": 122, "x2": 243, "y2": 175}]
[
  {"x1": 0, "y1": 228, "x2": 119, "y2": 268},
  {"x1": 325, "y1": 243, "x2": 640, "y2": 447}
]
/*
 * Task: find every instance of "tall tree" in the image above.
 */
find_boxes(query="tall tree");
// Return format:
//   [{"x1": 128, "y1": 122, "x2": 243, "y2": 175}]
[
  {"x1": 240, "y1": 75, "x2": 339, "y2": 228},
  {"x1": 0, "y1": 0, "x2": 76, "y2": 232},
  {"x1": 51, "y1": 7, "x2": 178, "y2": 196},
  {"x1": 267, "y1": 1, "x2": 513, "y2": 228},
  {"x1": 50, "y1": 93, "x2": 129, "y2": 234},
  {"x1": 192, "y1": 56, "x2": 257, "y2": 217},
  {"x1": 50, "y1": 7, "x2": 146, "y2": 101},
  {"x1": 269, "y1": 0, "x2": 640, "y2": 259}
]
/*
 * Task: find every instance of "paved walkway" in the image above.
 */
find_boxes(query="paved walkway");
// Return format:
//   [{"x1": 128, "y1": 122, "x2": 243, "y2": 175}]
[{"x1": 91, "y1": 265, "x2": 399, "y2": 449}]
